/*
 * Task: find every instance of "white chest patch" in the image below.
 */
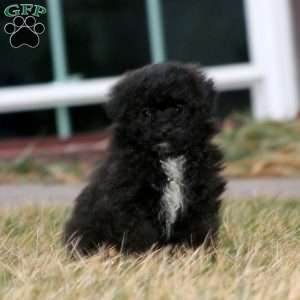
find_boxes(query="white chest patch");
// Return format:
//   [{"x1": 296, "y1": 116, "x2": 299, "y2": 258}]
[{"x1": 160, "y1": 155, "x2": 186, "y2": 239}]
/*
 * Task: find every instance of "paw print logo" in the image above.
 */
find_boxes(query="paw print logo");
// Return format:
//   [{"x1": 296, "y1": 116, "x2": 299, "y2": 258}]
[{"x1": 4, "y1": 16, "x2": 45, "y2": 48}]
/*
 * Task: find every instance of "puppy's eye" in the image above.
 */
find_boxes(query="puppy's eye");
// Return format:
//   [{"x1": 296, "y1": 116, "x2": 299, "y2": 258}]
[
  {"x1": 175, "y1": 104, "x2": 184, "y2": 113},
  {"x1": 142, "y1": 108, "x2": 152, "y2": 118}
]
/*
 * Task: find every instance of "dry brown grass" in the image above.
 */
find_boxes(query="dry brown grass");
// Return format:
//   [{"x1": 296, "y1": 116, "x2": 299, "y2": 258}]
[
  {"x1": 2, "y1": 116, "x2": 300, "y2": 183},
  {"x1": 1, "y1": 198, "x2": 300, "y2": 299},
  {"x1": 216, "y1": 115, "x2": 300, "y2": 177}
]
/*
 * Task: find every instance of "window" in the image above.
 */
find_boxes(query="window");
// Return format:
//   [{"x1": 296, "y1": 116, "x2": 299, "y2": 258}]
[
  {"x1": 0, "y1": 0, "x2": 254, "y2": 138},
  {"x1": 163, "y1": 0, "x2": 248, "y2": 66}
]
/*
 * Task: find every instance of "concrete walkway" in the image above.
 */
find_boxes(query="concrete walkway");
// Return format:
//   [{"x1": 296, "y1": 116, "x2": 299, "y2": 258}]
[{"x1": 0, "y1": 178, "x2": 300, "y2": 207}]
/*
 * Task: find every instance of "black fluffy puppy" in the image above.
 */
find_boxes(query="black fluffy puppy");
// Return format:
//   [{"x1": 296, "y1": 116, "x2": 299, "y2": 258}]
[{"x1": 64, "y1": 62, "x2": 226, "y2": 255}]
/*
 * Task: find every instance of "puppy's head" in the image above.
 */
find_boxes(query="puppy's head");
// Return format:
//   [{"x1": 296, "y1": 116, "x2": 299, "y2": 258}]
[{"x1": 107, "y1": 62, "x2": 217, "y2": 156}]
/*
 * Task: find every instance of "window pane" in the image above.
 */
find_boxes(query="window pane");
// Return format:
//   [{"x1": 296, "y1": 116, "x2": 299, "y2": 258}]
[
  {"x1": 162, "y1": 0, "x2": 249, "y2": 66},
  {"x1": 216, "y1": 90, "x2": 251, "y2": 119},
  {"x1": 63, "y1": 0, "x2": 150, "y2": 78},
  {"x1": 70, "y1": 105, "x2": 110, "y2": 133}
]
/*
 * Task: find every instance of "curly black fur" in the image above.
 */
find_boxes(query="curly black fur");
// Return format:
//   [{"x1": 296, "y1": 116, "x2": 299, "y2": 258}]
[{"x1": 63, "y1": 62, "x2": 226, "y2": 255}]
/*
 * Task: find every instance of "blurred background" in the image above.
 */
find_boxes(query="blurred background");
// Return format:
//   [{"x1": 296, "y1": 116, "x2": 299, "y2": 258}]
[{"x1": 0, "y1": 0, "x2": 300, "y2": 181}]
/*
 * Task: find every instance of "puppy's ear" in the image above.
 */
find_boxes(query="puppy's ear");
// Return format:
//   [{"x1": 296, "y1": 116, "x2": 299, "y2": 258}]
[
  {"x1": 204, "y1": 78, "x2": 217, "y2": 101},
  {"x1": 105, "y1": 76, "x2": 130, "y2": 121},
  {"x1": 204, "y1": 78, "x2": 219, "y2": 115},
  {"x1": 104, "y1": 93, "x2": 123, "y2": 121},
  {"x1": 189, "y1": 64, "x2": 218, "y2": 115}
]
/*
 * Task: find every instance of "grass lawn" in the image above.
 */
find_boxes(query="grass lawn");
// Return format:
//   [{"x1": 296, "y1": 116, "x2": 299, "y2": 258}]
[
  {"x1": 1, "y1": 198, "x2": 300, "y2": 300},
  {"x1": 216, "y1": 115, "x2": 300, "y2": 177}
]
